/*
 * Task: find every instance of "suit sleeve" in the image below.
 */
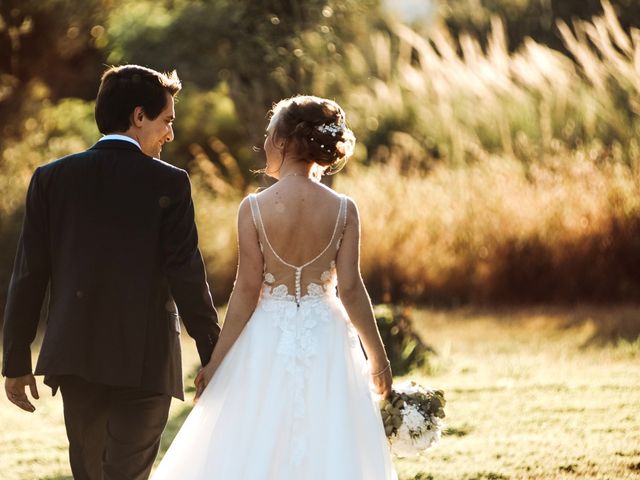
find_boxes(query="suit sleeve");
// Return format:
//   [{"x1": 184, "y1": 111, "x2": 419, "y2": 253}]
[
  {"x1": 2, "y1": 167, "x2": 51, "y2": 377},
  {"x1": 162, "y1": 170, "x2": 220, "y2": 366}
]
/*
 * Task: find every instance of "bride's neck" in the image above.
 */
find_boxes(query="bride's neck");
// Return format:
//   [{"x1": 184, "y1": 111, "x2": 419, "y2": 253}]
[{"x1": 277, "y1": 160, "x2": 313, "y2": 180}]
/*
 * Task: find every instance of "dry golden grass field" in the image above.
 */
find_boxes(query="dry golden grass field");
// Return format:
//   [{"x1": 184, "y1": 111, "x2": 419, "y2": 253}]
[{"x1": 1, "y1": 306, "x2": 638, "y2": 480}]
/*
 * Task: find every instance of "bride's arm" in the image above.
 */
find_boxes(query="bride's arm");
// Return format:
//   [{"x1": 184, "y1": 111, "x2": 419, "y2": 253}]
[
  {"x1": 195, "y1": 197, "x2": 263, "y2": 399},
  {"x1": 335, "y1": 197, "x2": 392, "y2": 398}
]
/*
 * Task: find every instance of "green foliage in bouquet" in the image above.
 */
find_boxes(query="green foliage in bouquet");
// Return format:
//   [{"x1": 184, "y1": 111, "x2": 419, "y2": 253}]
[
  {"x1": 380, "y1": 393, "x2": 405, "y2": 437},
  {"x1": 374, "y1": 304, "x2": 433, "y2": 375}
]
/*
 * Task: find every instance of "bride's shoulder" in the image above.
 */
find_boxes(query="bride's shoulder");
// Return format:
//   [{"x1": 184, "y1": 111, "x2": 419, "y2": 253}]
[
  {"x1": 308, "y1": 183, "x2": 358, "y2": 212},
  {"x1": 237, "y1": 194, "x2": 257, "y2": 217},
  {"x1": 327, "y1": 188, "x2": 356, "y2": 208},
  {"x1": 237, "y1": 189, "x2": 269, "y2": 218},
  {"x1": 312, "y1": 182, "x2": 351, "y2": 202},
  {"x1": 240, "y1": 189, "x2": 265, "y2": 203},
  {"x1": 317, "y1": 188, "x2": 359, "y2": 225},
  {"x1": 245, "y1": 184, "x2": 276, "y2": 200},
  {"x1": 333, "y1": 194, "x2": 359, "y2": 227}
]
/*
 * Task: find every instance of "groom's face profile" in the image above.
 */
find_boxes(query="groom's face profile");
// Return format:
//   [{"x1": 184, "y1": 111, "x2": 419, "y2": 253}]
[{"x1": 133, "y1": 92, "x2": 175, "y2": 158}]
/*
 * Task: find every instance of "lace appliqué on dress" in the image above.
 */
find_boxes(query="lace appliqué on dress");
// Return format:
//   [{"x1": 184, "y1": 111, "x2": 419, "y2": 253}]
[
  {"x1": 258, "y1": 264, "x2": 338, "y2": 465},
  {"x1": 259, "y1": 292, "x2": 331, "y2": 465}
]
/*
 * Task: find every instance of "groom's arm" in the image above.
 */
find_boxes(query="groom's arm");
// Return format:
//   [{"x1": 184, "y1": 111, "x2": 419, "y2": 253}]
[
  {"x1": 2, "y1": 167, "x2": 50, "y2": 379},
  {"x1": 162, "y1": 170, "x2": 220, "y2": 366}
]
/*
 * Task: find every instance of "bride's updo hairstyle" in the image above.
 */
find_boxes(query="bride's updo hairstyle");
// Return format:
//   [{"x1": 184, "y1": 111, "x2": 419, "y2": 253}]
[{"x1": 267, "y1": 95, "x2": 356, "y2": 175}]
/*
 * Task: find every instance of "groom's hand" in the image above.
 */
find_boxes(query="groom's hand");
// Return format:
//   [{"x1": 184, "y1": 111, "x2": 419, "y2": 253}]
[{"x1": 5, "y1": 374, "x2": 39, "y2": 412}]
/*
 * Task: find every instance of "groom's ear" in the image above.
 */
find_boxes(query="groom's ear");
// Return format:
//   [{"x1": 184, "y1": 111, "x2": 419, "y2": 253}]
[{"x1": 131, "y1": 106, "x2": 145, "y2": 127}]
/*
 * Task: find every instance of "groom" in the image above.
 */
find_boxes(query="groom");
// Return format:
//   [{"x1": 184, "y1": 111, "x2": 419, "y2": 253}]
[{"x1": 2, "y1": 65, "x2": 220, "y2": 479}]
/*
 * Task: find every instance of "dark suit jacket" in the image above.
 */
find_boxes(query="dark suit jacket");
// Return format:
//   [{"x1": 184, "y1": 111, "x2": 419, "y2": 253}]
[{"x1": 2, "y1": 140, "x2": 220, "y2": 400}]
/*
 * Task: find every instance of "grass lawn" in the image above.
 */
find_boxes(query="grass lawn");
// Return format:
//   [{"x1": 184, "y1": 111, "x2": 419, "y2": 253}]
[{"x1": 1, "y1": 306, "x2": 638, "y2": 480}]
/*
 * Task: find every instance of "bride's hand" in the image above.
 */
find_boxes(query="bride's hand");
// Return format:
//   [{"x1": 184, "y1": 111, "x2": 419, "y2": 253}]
[
  {"x1": 194, "y1": 365, "x2": 215, "y2": 402},
  {"x1": 370, "y1": 361, "x2": 392, "y2": 399}
]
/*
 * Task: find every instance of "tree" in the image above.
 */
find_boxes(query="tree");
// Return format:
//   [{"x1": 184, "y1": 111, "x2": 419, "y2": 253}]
[{"x1": 106, "y1": 0, "x2": 384, "y2": 176}]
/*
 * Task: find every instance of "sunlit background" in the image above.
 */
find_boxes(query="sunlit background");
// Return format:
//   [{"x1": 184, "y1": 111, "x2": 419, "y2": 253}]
[{"x1": 1, "y1": 1, "x2": 639, "y2": 479}]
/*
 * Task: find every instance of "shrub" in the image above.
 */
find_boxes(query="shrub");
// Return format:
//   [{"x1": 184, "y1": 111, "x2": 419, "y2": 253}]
[{"x1": 374, "y1": 304, "x2": 433, "y2": 375}]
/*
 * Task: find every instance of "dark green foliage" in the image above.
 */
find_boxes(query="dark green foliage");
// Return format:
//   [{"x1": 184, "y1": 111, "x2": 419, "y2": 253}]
[
  {"x1": 106, "y1": 0, "x2": 384, "y2": 171},
  {"x1": 391, "y1": 385, "x2": 445, "y2": 420},
  {"x1": 0, "y1": 0, "x2": 109, "y2": 102},
  {"x1": 374, "y1": 304, "x2": 433, "y2": 375}
]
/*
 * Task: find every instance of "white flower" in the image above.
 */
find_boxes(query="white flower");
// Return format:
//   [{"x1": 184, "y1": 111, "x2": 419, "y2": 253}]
[
  {"x1": 315, "y1": 122, "x2": 343, "y2": 136},
  {"x1": 402, "y1": 405, "x2": 426, "y2": 432}
]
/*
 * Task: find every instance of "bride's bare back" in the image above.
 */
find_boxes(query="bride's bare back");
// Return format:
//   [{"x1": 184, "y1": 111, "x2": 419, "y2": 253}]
[{"x1": 249, "y1": 177, "x2": 347, "y2": 306}]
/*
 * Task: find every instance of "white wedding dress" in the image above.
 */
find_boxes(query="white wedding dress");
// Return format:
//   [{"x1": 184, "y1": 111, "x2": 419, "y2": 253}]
[{"x1": 152, "y1": 193, "x2": 397, "y2": 480}]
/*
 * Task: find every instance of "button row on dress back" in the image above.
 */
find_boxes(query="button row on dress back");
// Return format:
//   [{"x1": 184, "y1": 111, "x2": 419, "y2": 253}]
[{"x1": 295, "y1": 267, "x2": 302, "y2": 307}]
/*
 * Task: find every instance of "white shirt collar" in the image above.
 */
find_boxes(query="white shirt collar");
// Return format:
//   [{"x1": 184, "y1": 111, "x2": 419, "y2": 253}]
[{"x1": 98, "y1": 134, "x2": 141, "y2": 150}]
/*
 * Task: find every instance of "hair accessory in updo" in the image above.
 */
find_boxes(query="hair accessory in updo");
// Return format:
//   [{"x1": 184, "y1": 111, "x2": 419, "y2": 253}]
[
  {"x1": 315, "y1": 120, "x2": 344, "y2": 137},
  {"x1": 266, "y1": 95, "x2": 356, "y2": 175}
]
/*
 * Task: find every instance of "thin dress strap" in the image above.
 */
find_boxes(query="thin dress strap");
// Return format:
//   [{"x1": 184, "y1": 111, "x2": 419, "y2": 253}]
[
  {"x1": 248, "y1": 194, "x2": 263, "y2": 252},
  {"x1": 248, "y1": 193, "x2": 260, "y2": 232},
  {"x1": 336, "y1": 194, "x2": 348, "y2": 249}
]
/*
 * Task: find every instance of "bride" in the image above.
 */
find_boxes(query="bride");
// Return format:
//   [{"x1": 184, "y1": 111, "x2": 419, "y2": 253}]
[{"x1": 152, "y1": 95, "x2": 397, "y2": 479}]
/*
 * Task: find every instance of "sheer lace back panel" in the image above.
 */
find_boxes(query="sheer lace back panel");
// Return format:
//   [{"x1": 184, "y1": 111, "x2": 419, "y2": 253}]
[{"x1": 248, "y1": 192, "x2": 347, "y2": 306}]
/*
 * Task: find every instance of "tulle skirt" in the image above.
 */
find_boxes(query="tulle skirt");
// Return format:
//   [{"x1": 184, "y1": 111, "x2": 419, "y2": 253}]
[{"x1": 152, "y1": 294, "x2": 397, "y2": 480}]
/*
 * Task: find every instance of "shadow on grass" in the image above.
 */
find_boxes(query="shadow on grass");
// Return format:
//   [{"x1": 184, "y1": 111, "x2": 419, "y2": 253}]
[
  {"x1": 560, "y1": 306, "x2": 640, "y2": 346},
  {"x1": 452, "y1": 304, "x2": 640, "y2": 347},
  {"x1": 42, "y1": 476, "x2": 73, "y2": 480}
]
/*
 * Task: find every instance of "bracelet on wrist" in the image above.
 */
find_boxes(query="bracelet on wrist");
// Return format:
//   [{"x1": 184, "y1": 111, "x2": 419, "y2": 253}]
[{"x1": 371, "y1": 362, "x2": 391, "y2": 377}]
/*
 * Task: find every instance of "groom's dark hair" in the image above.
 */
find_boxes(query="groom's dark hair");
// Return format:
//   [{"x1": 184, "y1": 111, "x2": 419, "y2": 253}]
[{"x1": 95, "y1": 65, "x2": 182, "y2": 134}]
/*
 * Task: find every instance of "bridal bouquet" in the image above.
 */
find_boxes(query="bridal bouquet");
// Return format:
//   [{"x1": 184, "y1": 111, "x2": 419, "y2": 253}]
[{"x1": 379, "y1": 381, "x2": 446, "y2": 457}]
